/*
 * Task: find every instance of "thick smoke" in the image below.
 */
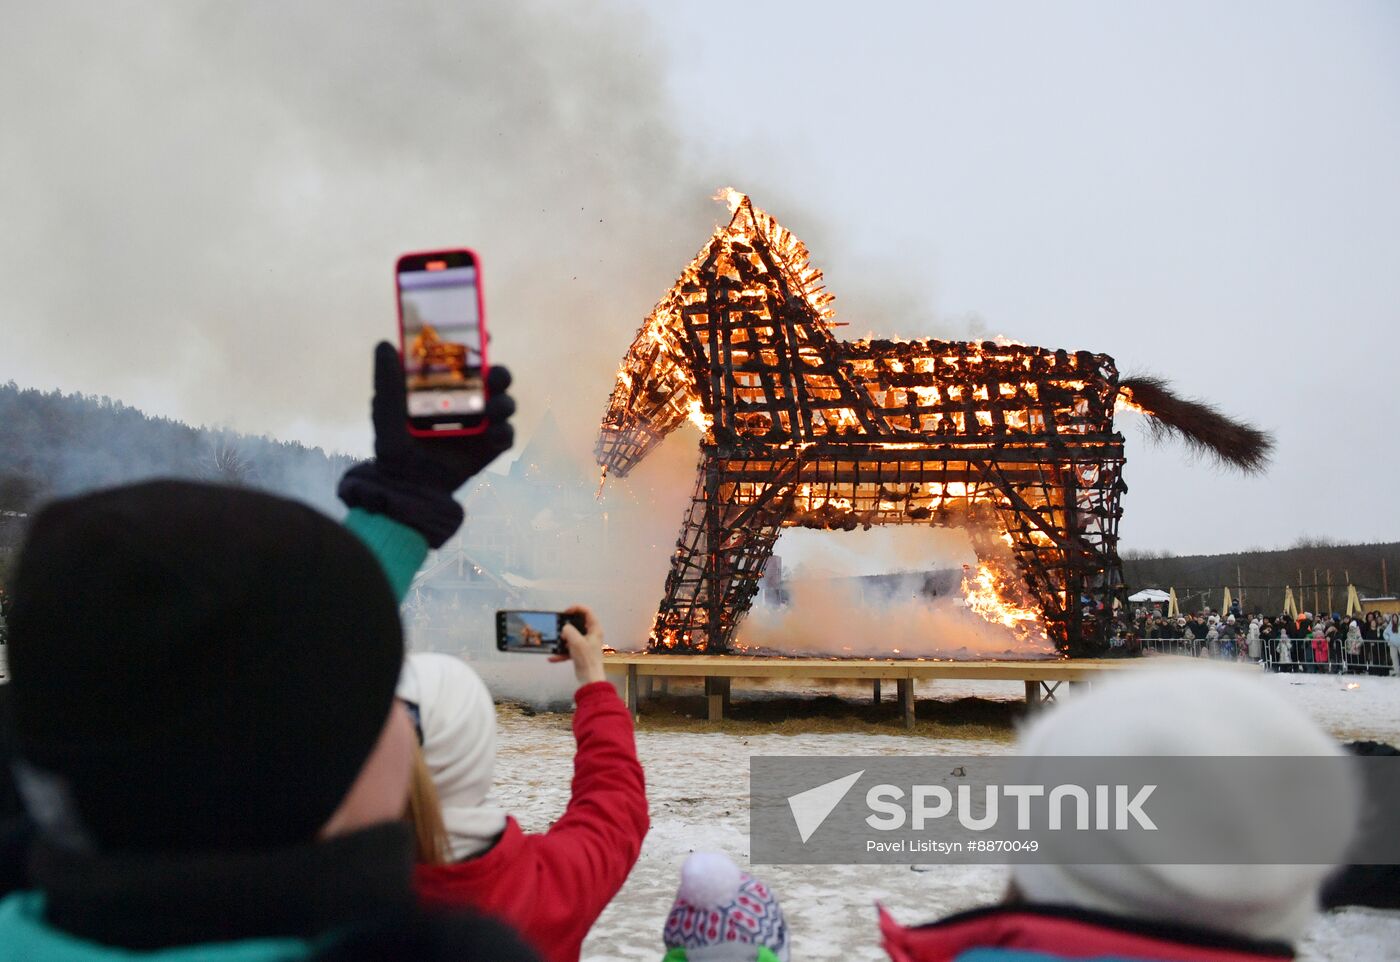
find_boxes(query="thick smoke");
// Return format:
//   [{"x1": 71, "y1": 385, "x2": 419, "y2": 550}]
[
  {"x1": 740, "y1": 535, "x2": 1055, "y2": 660},
  {"x1": 0, "y1": 1, "x2": 717, "y2": 460},
  {"x1": 0, "y1": 2, "x2": 1002, "y2": 702},
  {"x1": 742, "y1": 579, "x2": 1055, "y2": 660},
  {"x1": 0, "y1": 2, "x2": 977, "y2": 455}
]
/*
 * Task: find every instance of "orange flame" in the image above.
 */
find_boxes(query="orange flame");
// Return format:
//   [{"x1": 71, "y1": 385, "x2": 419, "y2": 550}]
[
  {"x1": 1115, "y1": 384, "x2": 1148, "y2": 416},
  {"x1": 715, "y1": 186, "x2": 747, "y2": 212},
  {"x1": 960, "y1": 558, "x2": 1050, "y2": 645}
]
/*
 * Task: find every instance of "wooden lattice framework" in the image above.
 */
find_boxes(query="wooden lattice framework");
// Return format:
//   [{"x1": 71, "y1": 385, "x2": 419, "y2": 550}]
[{"x1": 597, "y1": 193, "x2": 1128, "y2": 657}]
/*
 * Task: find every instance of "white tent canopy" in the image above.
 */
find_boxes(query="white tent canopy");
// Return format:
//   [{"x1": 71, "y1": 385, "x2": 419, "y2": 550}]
[{"x1": 1128, "y1": 588, "x2": 1172, "y2": 603}]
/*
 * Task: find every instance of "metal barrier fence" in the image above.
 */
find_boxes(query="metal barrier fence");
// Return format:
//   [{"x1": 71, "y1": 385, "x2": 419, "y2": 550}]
[{"x1": 1138, "y1": 635, "x2": 1400, "y2": 674}]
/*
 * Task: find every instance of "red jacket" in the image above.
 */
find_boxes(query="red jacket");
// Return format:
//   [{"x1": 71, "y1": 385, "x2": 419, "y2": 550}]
[
  {"x1": 414, "y1": 681, "x2": 649, "y2": 962},
  {"x1": 1310, "y1": 637, "x2": 1329, "y2": 663},
  {"x1": 880, "y1": 904, "x2": 1294, "y2": 962}
]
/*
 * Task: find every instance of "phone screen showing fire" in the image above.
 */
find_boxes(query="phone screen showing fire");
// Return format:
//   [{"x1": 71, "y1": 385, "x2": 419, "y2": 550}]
[
  {"x1": 399, "y1": 264, "x2": 483, "y2": 421},
  {"x1": 500, "y1": 611, "x2": 561, "y2": 652}
]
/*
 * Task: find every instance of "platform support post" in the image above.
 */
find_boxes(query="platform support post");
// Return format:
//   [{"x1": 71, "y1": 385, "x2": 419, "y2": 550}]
[
  {"x1": 641, "y1": 676, "x2": 655, "y2": 699},
  {"x1": 625, "y1": 664, "x2": 639, "y2": 719},
  {"x1": 659, "y1": 677, "x2": 670, "y2": 695},
  {"x1": 706, "y1": 676, "x2": 728, "y2": 723},
  {"x1": 872, "y1": 678, "x2": 882, "y2": 704},
  {"x1": 897, "y1": 679, "x2": 915, "y2": 730},
  {"x1": 1023, "y1": 679, "x2": 1040, "y2": 712}
]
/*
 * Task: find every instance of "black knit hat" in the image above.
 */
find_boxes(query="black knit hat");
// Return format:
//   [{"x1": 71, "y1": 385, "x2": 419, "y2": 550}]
[{"x1": 6, "y1": 480, "x2": 404, "y2": 853}]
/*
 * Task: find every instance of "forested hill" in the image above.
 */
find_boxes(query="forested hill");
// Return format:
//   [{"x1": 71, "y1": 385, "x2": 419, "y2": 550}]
[
  {"x1": 1123, "y1": 542, "x2": 1399, "y2": 617},
  {"x1": 0, "y1": 382, "x2": 353, "y2": 522}
]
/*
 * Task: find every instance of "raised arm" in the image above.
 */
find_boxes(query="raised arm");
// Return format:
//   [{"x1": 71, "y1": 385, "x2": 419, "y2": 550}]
[
  {"x1": 541, "y1": 605, "x2": 650, "y2": 916},
  {"x1": 338, "y1": 341, "x2": 515, "y2": 599}
]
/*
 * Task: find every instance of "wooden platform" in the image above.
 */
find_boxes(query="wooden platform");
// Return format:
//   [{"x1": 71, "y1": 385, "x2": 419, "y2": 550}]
[{"x1": 602, "y1": 653, "x2": 1149, "y2": 729}]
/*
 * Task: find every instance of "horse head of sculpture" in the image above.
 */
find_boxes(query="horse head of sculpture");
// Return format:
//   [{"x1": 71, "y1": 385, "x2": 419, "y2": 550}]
[
  {"x1": 593, "y1": 286, "x2": 709, "y2": 480},
  {"x1": 595, "y1": 190, "x2": 842, "y2": 482}
]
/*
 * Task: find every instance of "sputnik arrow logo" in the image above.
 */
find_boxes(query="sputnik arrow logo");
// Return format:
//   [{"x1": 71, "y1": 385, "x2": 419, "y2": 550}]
[{"x1": 786, "y1": 770, "x2": 864, "y2": 843}]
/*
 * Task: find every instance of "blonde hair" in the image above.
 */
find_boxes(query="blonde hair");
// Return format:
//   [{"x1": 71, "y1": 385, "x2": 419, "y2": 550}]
[{"x1": 405, "y1": 742, "x2": 451, "y2": 865}]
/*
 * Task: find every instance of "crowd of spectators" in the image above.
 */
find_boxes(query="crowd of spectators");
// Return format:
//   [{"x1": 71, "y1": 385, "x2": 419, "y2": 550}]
[{"x1": 1121, "y1": 600, "x2": 1400, "y2": 675}]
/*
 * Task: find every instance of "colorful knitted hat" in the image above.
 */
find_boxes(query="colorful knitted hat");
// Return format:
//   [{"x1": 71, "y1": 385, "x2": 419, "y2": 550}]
[{"x1": 662, "y1": 852, "x2": 789, "y2": 962}]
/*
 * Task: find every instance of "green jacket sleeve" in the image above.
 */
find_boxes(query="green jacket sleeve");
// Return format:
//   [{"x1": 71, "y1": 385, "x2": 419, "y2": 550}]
[{"x1": 343, "y1": 508, "x2": 430, "y2": 602}]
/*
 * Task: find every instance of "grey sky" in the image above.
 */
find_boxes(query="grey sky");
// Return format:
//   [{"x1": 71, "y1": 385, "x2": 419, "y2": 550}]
[{"x1": 1, "y1": 1, "x2": 1396, "y2": 557}]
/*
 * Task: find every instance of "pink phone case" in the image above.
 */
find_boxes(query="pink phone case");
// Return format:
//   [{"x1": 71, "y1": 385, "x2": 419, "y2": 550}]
[{"x1": 396, "y1": 247, "x2": 489, "y2": 438}]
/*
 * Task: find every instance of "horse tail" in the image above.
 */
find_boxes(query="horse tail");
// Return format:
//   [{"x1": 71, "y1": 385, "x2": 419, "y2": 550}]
[{"x1": 1117, "y1": 375, "x2": 1273, "y2": 474}]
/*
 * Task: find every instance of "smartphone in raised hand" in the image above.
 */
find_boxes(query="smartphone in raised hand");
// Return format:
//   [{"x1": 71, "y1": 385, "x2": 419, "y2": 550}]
[
  {"x1": 496, "y1": 610, "x2": 586, "y2": 656},
  {"x1": 396, "y1": 249, "x2": 488, "y2": 437}
]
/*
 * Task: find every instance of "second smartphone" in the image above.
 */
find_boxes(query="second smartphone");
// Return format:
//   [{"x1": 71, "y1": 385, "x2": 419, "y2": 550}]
[{"x1": 496, "y1": 610, "x2": 586, "y2": 656}]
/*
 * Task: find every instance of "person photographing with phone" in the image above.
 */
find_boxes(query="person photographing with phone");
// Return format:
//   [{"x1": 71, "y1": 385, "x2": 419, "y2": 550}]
[
  {"x1": 0, "y1": 331, "x2": 532, "y2": 960},
  {"x1": 340, "y1": 259, "x2": 648, "y2": 960},
  {"x1": 343, "y1": 297, "x2": 648, "y2": 962},
  {"x1": 397, "y1": 605, "x2": 649, "y2": 962}
]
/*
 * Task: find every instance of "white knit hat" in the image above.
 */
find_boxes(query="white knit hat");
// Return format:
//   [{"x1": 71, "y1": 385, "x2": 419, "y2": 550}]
[
  {"x1": 1010, "y1": 664, "x2": 1358, "y2": 944},
  {"x1": 396, "y1": 652, "x2": 507, "y2": 859}
]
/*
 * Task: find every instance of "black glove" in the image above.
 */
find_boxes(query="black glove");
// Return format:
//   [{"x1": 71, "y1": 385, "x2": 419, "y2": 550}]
[{"x1": 339, "y1": 341, "x2": 515, "y2": 547}]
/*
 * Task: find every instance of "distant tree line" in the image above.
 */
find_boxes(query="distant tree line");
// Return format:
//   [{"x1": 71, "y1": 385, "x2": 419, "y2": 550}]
[{"x1": 0, "y1": 382, "x2": 353, "y2": 580}]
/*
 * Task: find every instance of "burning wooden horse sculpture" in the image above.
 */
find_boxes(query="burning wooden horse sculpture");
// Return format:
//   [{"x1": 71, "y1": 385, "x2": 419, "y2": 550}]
[{"x1": 596, "y1": 191, "x2": 1269, "y2": 656}]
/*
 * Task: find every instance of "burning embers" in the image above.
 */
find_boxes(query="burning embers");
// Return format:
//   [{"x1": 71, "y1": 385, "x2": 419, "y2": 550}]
[{"x1": 596, "y1": 190, "x2": 1271, "y2": 658}]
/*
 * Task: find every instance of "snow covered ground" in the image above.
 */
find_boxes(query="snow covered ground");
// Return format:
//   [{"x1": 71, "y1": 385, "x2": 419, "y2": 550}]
[{"x1": 482, "y1": 670, "x2": 1400, "y2": 962}]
